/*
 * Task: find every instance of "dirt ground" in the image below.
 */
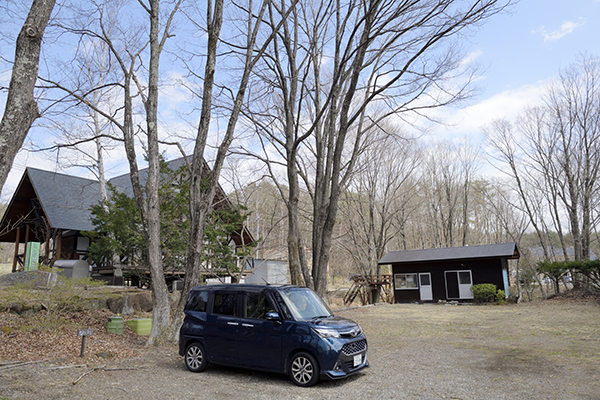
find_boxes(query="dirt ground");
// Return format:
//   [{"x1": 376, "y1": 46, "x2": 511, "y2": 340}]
[
  {"x1": 1, "y1": 297, "x2": 600, "y2": 400},
  {"x1": 0, "y1": 264, "x2": 12, "y2": 277}
]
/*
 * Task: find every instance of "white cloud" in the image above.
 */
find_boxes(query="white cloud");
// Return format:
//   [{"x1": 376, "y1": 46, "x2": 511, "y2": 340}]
[
  {"x1": 533, "y1": 18, "x2": 586, "y2": 42},
  {"x1": 458, "y1": 50, "x2": 484, "y2": 69},
  {"x1": 422, "y1": 80, "x2": 548, "y2": 142}
]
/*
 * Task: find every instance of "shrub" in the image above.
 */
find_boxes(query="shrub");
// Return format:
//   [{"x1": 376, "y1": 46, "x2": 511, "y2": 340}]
[
  {"x1": 471, "y1": 283, "x2": 497, "y2": 303},
  {"x1": 495, "y1": 289, "x2": 506, "y2": 305}
]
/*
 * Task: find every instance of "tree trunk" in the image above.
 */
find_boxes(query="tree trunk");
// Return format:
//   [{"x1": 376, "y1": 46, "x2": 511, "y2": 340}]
[
  {"x1": 171, "y1": 0, "x2": 277, "y2": 340},
  {"x1": 144, "y1": 0, "x2": 172, "y2": 346},
  {"x1": 0, "y1": 0, "x2": 56, "y2": 193}
]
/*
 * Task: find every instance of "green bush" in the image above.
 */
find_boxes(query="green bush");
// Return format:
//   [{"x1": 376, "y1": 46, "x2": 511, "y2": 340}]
[
  {"x1": 471, "y1": 283, "x2": 497, "y2": 303},
  {"x1": 495, "y1": 289, "x2": 506, "y2": 305}
]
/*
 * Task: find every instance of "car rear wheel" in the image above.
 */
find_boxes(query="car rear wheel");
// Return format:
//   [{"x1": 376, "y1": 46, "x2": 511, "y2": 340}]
[
  {"x1": 289, "y1": 352, "x2": 319, "y2": 387},
  {"x1": 185, "y1": 342, "x2": 208, "y2": 372}
]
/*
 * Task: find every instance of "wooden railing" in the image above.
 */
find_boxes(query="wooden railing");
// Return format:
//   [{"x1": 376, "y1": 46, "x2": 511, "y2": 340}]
[{"x1": 343, "y1": 274, "x2": 394, "y2": 306}]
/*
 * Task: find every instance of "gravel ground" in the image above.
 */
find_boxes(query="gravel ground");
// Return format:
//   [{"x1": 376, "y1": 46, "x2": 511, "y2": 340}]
[{"x1": 1, "y1": 301, "x2": 599, "y2": 400}]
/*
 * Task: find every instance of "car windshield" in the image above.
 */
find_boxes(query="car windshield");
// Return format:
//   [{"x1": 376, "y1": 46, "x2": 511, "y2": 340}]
[{"x1": 280, "y1": 287, "x2": 333, "y2": 320}]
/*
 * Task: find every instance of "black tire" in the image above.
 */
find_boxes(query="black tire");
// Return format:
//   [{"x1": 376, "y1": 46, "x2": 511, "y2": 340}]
[
  {"x1": 184, "y1": 342, "x2": 208, "y2": 372},
  {"x1": 289, "y1": 352, "x2": 320, "y2": 387}
]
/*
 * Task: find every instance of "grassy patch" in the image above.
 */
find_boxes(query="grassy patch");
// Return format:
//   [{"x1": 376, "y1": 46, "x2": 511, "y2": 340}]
[{"x1": 337, "y1": 300, "x2": 600, "y2": 367}]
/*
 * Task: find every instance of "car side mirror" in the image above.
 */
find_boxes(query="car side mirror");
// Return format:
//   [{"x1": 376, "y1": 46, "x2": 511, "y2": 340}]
[
  {"x1": 265, "y1": 311, "x2": 280, "y2": 321},
  {"x1": 265, "y1": 312, "x2": 282, "y2": 326}
]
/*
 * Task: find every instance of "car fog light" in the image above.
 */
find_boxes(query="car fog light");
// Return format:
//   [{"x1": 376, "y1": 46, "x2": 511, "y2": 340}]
[{"x1": 334, "y1": 360, "x2": 344, "y2": 372}]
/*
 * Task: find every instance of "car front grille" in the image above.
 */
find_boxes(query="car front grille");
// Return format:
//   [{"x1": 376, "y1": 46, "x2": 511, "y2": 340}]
[{"x1": 341, "y1": 339, "x2": 367, "y2": 356}]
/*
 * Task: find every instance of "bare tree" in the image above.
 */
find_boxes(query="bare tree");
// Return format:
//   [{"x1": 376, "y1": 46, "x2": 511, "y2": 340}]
[
  {"x1": 0, "y1": 0, "x2": 56, "y2": 194},
  {"x1": 419, "y1": 140, "x2": 479, "y2": 248},
  {"x1": 487, "y1": 55, "x2": 600, "y2": 265},
  {"x1": 43, "y1": 0, "x2": 183, "y2": 345},
  {"x1": 517, "y1": 106, "x2": 571, "y2": 261},
  {"x1": 339, "y1": 130, "x2": 421, "y2": 275},
  {"x1": 543, "y1": 55, "x2": 600, "y2": 261},
  {"x1": 243, "y1": 0, "x2": 511, "y2": 300},
  {"x1": 484, "y1": 181, "x2": 533, "y2": 302},
  {"x1": 485, "y1": 118, "x2": 553, "y2": 260},
  {"x1": 168, "y1": 0, "x2": 298, "y2": 341},
  {"x1": 38, "y1": 33, "x2": 121, "y2": 202}
]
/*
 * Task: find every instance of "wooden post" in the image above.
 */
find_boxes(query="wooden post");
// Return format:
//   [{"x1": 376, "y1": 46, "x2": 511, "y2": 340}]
[
  {"x1": 12, "y1": 227, "x2": 20, "y2": 272},
  {"x1": 77, "y1": 329, "x2": 94, "y2": 358},
  {"x1": 55, "y1": 230, "x2": 62, "y2": 261},
  {"x1": 24, "y1": 224, "x2": 30, "y2": 248},
  {"x1": 44, "y1": 235, "x2": 50, "y2": 265}
]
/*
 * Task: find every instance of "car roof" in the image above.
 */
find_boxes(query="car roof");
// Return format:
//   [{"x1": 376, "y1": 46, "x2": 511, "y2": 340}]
[{"x1": 189, "y1": 284, "x2": 302, "y2": 292}]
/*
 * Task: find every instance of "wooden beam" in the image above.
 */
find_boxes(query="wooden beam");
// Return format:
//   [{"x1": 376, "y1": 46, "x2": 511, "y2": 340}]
[
  {"x1": 55, "y1": 230, "x2": 62, "y2": 262},
  {"x1": 12, "y1": 227, "x2": 20, "y2": 272},
  {"x1": 24, "y1": 224, "x2": 30, "y2": 249},
  {"x1": 44, "y1": 235, "x2": 50, "y2": 265}
]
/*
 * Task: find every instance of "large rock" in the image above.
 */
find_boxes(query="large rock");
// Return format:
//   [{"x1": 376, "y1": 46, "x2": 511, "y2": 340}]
[
  {"x1": 107, "y1": 292, "x2": 153, "y2": 315},
  {"x1": 132, "y1": 292, "x2": 153, "y2": 312},
  {"x1": 107, "y1": 295, "x2": 134, "y2": 315},
  {"x1": 0, "y1": 271, "x2": 57, "y2": 287}
]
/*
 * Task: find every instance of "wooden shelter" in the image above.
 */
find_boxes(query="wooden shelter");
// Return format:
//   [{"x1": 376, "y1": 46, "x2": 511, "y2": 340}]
[
  {"x1": 0, "y1": 157, "x2": 254, "y2": 282},
  {"x1": 378, "y1": 243, "x2": 520, "y2": 303}
]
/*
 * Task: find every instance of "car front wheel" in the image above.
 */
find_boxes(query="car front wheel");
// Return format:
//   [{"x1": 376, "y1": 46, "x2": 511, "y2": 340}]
[
  {"x1": 289, "y1": 352, "x2": 319, "y2": 387},
  {"x1": 185, "y1": 342, "x2": 208, "y2": 372}
]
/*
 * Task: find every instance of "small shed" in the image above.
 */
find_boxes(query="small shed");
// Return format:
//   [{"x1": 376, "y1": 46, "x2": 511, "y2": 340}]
[
  {"x1": 378, "y1": 243, "x2": 520, "y2": 303},
  {"x1": 244, "y1": 259, "x2": 289, "y2": 285}
]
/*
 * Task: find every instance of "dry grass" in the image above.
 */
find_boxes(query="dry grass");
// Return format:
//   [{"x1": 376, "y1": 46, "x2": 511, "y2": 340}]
[
  {"x1": 1, "y1": 294, "x2": 599, "y2": 399},
  {"x1": 337, "y1": 298, "x2": 600, "y2": 369},
  {"x1": 0, "y1": 310, "x2": 145, "y2": 365},
  {"x1": 0, "y1": 263, "x2": 12, "y2": 276}
]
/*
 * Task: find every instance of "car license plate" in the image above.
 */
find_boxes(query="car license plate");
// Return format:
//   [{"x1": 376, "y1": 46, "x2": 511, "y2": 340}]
[{"x1": 353, "y1": 354, "x2": 362, "y2": 367}]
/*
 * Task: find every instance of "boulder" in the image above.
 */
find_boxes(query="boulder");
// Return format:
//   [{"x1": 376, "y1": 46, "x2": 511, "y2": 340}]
[
  {"x1": 107, "y1": 292, "x2": 153, "y2": 314},
  {"x1": 132, "y1": 292, "x2": 153, "y2": 312},
  {"x1": 107, "y1": 295, "x2": 134, "y2": 316}
]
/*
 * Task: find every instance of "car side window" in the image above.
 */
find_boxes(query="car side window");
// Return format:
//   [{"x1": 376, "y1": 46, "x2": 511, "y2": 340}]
[
  {"x1": 213, "y1": 292, "x2": 237, "y2": 316},
  {"x1": 185, "y1": 290, "x2": 209, "y2": 312},
  {"x1": 244, "y1": 292, "x2": 275, "y2": 319},
  {"x1": 272, "y1": 291, "x2": 292, "y2": 320}
]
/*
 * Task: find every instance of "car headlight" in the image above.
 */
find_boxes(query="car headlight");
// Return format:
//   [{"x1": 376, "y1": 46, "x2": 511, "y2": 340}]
[{"x1": 312, "y1": 327, "x2": 341, "y2": 338}]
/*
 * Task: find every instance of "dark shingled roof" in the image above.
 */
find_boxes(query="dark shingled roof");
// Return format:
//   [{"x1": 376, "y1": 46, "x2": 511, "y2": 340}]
[
  {"x1": 378, "y1": 242, "x2": 519, "y2": 265},
  {"x1": 0, "y1": 157, "x2": 248, "y2": 244},
  {"x1": 108, "y1": 157, "x2": 190, "y2": 198},
  {"x1": 21, "y1": 168, "x2": 101, "y2": 232}
]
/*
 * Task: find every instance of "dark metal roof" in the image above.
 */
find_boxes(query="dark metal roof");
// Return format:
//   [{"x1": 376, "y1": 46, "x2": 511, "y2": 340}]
[{"x1": 378, "y1": 242, "x2": 520, "y2": 265}]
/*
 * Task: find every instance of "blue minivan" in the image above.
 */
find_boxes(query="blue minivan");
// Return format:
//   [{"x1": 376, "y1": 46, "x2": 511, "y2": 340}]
[{"x1": 179, "y1": 284, "x2": 368, "y2": 386}]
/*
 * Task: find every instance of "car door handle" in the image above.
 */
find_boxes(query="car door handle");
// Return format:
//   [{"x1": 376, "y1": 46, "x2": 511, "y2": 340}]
[
  {"x1": 227, "y1": 322, "x2": 239, "y2": 326},
  {"x1": 241, "y1": 323, "x2": 254, "y2": 328}
]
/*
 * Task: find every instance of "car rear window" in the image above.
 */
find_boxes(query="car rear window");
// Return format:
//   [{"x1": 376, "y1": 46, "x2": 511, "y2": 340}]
[{"x1": 185, "y1": 289, "x2": 209, "y2": 312}]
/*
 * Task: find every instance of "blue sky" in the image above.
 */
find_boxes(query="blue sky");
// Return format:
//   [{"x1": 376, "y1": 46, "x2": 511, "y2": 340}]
[
  {"x1": 429, "y1": 0, "x2": 600, "y2": 140},
  {"x1": 2, "y1": 0, "x2": 600, "y2": 201}
]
